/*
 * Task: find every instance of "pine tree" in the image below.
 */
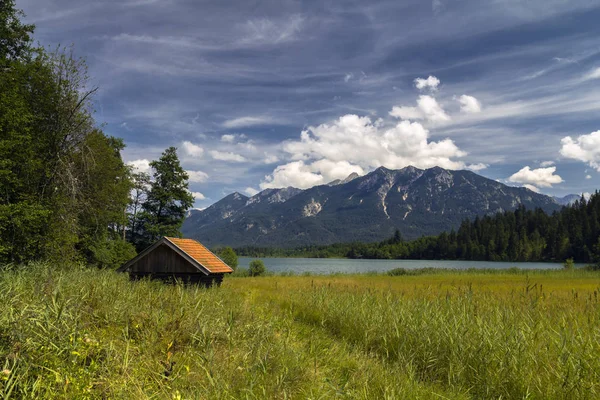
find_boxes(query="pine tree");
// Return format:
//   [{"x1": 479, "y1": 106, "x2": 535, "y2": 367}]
[{"x1": 137, "y1": 147, "x2": 194, "y2": 250}]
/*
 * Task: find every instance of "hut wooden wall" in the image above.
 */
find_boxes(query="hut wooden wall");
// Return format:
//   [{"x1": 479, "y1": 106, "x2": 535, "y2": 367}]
[
  {"x1": 130, "y1": 272, "x2": 225, "y2": 286},
  {"x1": 129, "y1": 244, "x2": 200, "y2": 274}
]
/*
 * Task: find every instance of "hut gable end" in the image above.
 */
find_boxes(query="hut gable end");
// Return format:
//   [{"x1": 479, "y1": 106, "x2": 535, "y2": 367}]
[{"x1": 127, "y1": 243, "x2": 201, "y2": 275}]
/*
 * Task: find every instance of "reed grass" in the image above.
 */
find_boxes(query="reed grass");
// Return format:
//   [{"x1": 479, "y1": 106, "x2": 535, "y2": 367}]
[{"x1": 1, "y1": 263, "x2": 599, "y2": 398}]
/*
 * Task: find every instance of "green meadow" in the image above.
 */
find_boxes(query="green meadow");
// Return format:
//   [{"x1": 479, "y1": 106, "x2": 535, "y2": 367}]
[{"x1": 1, "y1": 264, "x2": 599, "y2": 399}]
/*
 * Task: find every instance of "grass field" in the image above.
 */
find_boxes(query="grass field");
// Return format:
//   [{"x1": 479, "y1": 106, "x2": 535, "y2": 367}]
[{"x1": 1, "y1": 264, "x2": 599, "y2": 399}]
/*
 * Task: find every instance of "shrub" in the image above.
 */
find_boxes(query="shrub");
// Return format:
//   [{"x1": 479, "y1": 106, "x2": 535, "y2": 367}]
[
  {"x1": 563, "y1": 258, "x2": 575, "y2": 271},
  {"x1": 89, "y1": 238, "x2": 137, "y2": 269},
  {"x1": 249, "y1": 259, "x2": 266, "y2": 277}
]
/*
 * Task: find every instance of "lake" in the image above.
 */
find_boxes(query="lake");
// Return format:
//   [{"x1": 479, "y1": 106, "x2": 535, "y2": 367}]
[{"x1": 238, "y1": 257, "x2": 573, "y2": 274}]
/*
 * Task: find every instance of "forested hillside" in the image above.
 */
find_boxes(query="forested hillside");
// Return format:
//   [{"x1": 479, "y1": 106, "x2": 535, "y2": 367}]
[
  {"x1": 407, "y1": 194, "x2": 599, "y2": 263},
  {"x1": 238, "y1": 193, "x2": 600, "y2": 264}
]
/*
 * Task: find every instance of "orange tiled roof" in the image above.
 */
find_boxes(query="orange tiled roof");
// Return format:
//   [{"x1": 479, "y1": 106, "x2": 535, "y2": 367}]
[{"x1": 165, "y1": 237, "x2": 234, "y2": 274}]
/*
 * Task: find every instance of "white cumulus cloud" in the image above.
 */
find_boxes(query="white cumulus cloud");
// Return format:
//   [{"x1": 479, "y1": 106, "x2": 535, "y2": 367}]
[
  {"x1": 182, "y1": 141, "x2": 204, "y2": 157},
  {"x1": 221, "y1": 134, "x2": 236, "y2": 143},
  {"x1": 508, "y1": 166, "x2": 563, "y2": 188},
  {"x1": 244, "y1": 187, "x2": 260, "y2": 196},
  {"x1": 540, "y1": 160, "x2": 555, "y2": 167},
  {"x1": 261, "y1": 160, "x2": 364, "y2": 190},
  {"x1": 414, "y1": 76, "x2": 440, "y2": 91},
  {"x1": 389, "y1": 95, "x2": 450, "y2": 122},
  {"x1": 263, "y1": 154, "x2": 279, "y2": 164},
  {"x1": 388, "y1": 105, "x2": 422, "y2": 120},
  {"x1": 127, "y1": 159, "x2": 151, "y2": 174},
  {"x1": 221, "y1": 133, "x2": 247, "y2": 143},
  {"x1": 417, "y1": 96, "x2": 451, "y2": 122},
  {"x1": 465, "y1": 163, "x2": 489, "y2": 171},
  {"x1": 456, "y1": 95, "x2": 482, "y2": 113},
  {"x1": 560, "y1": 130, "x2": 600, "y2": 171},
  {"x1": 261, "y1": 114, "x2": 475, "y2": 189},
  {"x1": 523, "y1": 184, "x2": 540, "y2": 193},
  {"x1": 190, "y1": 191, "x2": 206, "y2": 200},
  {"x1": 210, "y1": 150, "x2": 247, "y2": 162},
  {"x1": 261, "y1": 161, "x2": 325, "y2": 189},
  {"x1": 186, "y1": 170, "x2": 209, "y2": 182},
  {"x1": 586, "y1": 174, "x2": 592, "y2": 180},
  {"x1": 311, "y1": 160, "x2": 365, "y2": 183}
]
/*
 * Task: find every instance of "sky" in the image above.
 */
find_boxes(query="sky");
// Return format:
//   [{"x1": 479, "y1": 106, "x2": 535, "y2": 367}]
[{"x1": 17, "y1": 0, "x2": 600, "y2": 208}]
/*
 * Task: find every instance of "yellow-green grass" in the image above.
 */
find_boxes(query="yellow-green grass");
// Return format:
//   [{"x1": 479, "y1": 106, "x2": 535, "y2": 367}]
[{"x1": 1, "y1": 264, "x2": 599, "y2": 399}]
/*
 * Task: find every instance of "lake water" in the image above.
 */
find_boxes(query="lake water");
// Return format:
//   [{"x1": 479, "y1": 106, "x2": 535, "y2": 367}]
[{"x1": 238, "y1": 257, "x2": 571, "y2": 275}]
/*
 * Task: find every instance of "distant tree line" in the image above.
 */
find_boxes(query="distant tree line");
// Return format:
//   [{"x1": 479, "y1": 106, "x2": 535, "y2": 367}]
[
  {"x1": 0, "y1": 2, "x2": 193, "y2": 267},
  {"x1": 237, "y1": 193, "x2": 600, "y2": 264}
]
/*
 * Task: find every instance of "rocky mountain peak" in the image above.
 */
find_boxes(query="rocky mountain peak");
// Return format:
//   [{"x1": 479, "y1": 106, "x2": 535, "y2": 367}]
[
  {"x1": 341, "y1": 172, "x2": 360, "y2": 184},
  {"x1": 269, "y1": 187, "x2": 302, "y2": 203},
  {"x1": 372, "y1": 166, "x2": 399, "y2": 179},
  {"x1": 328, "y1": 172, "x2": 361, "y2": 186},
  {"x1": 397, "y1": 165, "x2": 423, "y2": 175},
  {"x1": 374, "y1": 166, "x2": 391, "y2": 173},
  {"x1": 422, "y1": 166, "x2": 454, "y2": 186},
  {"x1": 230, "y1": 192, "x2": 245, "y2": 201},
  {"x1": 223, "y1": 192, "x2": 248, "y2": 202},
  {"x1": 427, "y1": 166, "x2": 446, "y2": 173}
]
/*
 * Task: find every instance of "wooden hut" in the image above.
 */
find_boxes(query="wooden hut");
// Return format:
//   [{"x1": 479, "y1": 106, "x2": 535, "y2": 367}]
[{"x1": 118, "y1": 237, "x2": 233, "y2": 286}]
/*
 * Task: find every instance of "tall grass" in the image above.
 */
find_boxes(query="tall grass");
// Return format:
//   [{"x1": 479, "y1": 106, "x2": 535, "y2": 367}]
[
  {"x1": 1, "y1": 263, "x2": 599, "y2": 398},
  {"x1": 283, "y1": 283, "x2": 600, "y2": 398}
]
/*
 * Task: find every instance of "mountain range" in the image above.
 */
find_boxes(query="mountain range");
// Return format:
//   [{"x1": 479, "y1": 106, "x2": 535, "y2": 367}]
[
  {"x1": 182, "y1": 166, "x2": 565, "y2": 248},
  {"x1": 553, "y1": 194, "x2": 588, "y2": 206}
]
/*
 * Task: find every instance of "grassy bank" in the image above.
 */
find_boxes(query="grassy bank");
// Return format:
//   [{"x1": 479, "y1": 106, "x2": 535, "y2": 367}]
[{"x1": 1, "y1": 264, "x2": 599, "y2": 399}]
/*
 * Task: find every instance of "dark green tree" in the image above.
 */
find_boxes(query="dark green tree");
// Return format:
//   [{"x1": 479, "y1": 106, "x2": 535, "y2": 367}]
[
  {"x1": 0, "y1": 3, "x2": 136, "y2": 266},
  {"x1": 218, "y1": 247, "x2": 238, "y2": 270},
  {"x1": 137, "y1": 147, "x2": 194, "y2": 250},
  {"x1": 0, "y1": 0, "x2": 35, "y2": 63},
  {"x1": 249, "y1": 259, "x2": 266, "y2": 277},
  {"x1": 75, "y1": 132, "x2": 135, "y2": 267}
]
